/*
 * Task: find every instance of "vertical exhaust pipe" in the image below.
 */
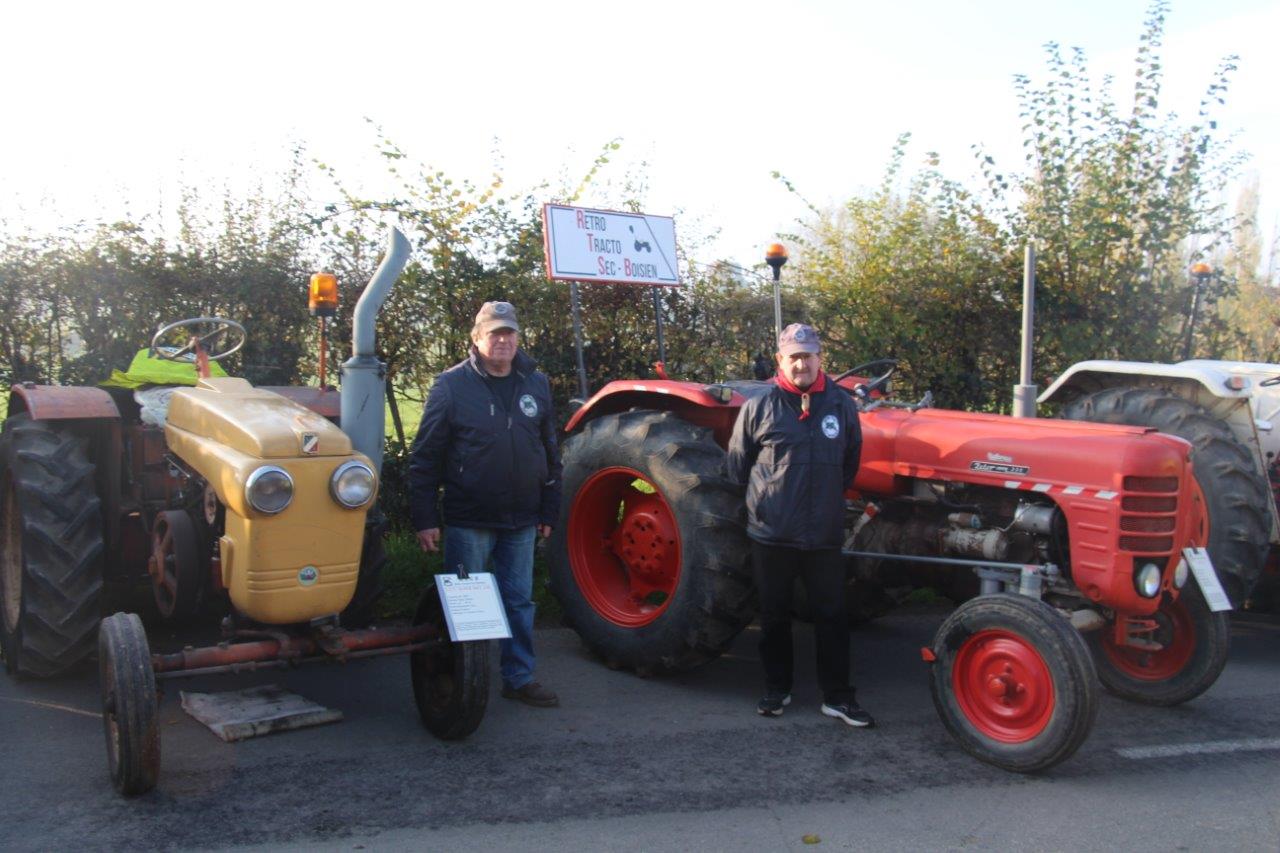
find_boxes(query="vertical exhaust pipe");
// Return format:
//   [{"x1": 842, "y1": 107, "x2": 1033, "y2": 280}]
[{"x1": 340, "y1": 226, "x2": 411, "y2": 476}]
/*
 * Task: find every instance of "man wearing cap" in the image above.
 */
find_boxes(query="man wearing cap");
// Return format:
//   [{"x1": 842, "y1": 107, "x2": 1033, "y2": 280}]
[
  {"x1": 726, "y1": 322, "x2": 873, "y2": 727},
  {"x1": 409, "y1": 301, "x2": 562, "y2": 708}
]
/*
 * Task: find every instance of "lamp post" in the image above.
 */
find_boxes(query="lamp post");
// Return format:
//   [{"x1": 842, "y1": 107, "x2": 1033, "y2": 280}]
[
  {"x1": 1182, "y1": 262, "x2": 1213, "y2": 361},
  {"x1": 765, "y1": 243, "x2": 788, "y2": 344}
]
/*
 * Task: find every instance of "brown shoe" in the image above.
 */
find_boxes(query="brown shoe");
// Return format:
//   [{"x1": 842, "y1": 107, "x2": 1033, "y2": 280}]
[{"x1": 501, "y1": 681, "x2": 559, "y2": 707}]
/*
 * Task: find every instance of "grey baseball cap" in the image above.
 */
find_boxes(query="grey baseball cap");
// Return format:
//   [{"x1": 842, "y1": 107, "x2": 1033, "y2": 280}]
[
  {"x1": 475, "y1": 301, "x2": 519, "y2": 334},
  {"x1": 778, "y1": 323, "x2": 820, "y2": 356}
]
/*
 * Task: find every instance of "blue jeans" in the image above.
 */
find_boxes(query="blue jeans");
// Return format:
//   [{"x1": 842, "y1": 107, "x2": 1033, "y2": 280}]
[{"x1": 443, "y1": 525, "x2": 538, "y2": 690}]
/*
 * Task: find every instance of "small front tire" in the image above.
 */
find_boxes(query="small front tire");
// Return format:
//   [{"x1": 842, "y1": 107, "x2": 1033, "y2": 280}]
[
  {"x1": 99, "y1": 612, "x2": 159, "y2": 796},
  {"x1": 410, "y1": 583, "x2": 489, "y2": 740},
  {"x1": 929, "y1": 594, "x2": 1098, "y2": 773},
  {"x1": 1090, "y1": 585, "x2": 1229, "y2": 706}
]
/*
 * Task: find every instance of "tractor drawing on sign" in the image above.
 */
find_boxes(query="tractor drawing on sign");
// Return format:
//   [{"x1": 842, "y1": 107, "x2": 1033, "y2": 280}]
[
  {"x1": 548, "y1": 359, "x2": 1232, "y2": 772},
  {"x1": 0, "y1": 228, "x2": 488, "y2": 795},
  {"x1": 1042, "y1": 358, "x2": 1280, "y2": 612}
]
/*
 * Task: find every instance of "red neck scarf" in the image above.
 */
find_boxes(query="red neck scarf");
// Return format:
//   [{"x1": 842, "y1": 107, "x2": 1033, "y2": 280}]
[{"x1": 774, "y1": 371, "x2": 827, "y2": 420}]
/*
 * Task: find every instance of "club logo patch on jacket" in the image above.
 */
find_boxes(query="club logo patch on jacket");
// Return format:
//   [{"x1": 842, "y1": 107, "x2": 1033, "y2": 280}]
[
  {"x1": 519, "y1": 394, "x2": 538, "y2": 418},
  {"x1": 821, "y1": 413, "x2": 840, "y2": 439}
]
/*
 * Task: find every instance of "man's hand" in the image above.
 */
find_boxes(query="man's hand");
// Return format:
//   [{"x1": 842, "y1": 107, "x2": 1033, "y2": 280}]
[
  {"x1": 417, "y1": 528, "x2": 441, "y2": 552},
  {"x1": 538, "y1": 524, "x2": 552, "y2": 539}
]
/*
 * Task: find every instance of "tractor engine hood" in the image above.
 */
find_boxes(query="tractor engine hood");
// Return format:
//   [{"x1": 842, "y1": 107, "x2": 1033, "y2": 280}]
[
  {"x1": 854, "y1": 407, "x2": 1190, "y2": 497},
  {"x1": 166, "y1": 377, "x2": 352, "y2": 459}
]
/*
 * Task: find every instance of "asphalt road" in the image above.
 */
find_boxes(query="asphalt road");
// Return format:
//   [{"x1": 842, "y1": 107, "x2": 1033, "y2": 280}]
[{"x1": 2, "y1": 607, "x2": 1278, "y2": 852}]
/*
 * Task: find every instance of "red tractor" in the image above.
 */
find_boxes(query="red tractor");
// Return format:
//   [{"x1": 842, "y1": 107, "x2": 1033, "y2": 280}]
[{"x1": 548, "y1": 361, "x2": 1230, "y2": 772}]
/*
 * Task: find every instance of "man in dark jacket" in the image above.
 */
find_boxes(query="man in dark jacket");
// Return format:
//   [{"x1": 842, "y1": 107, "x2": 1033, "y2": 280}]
[
  {"x1": 726, "y1": 323, "x2": 873, "y2": 727},
  {"x1": 409, "y1": 301, "x2": 562, "y2": 707}
]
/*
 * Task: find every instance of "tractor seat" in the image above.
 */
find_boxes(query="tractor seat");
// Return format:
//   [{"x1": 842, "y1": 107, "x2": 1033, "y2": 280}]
[{"x1": 134, "y1": 386, "x2": 179, "y2": 427}]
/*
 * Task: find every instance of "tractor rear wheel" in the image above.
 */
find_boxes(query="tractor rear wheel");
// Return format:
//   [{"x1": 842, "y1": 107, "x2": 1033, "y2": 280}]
[
  {"x1": 1062, "y1": 387, "x2": 1270, "y2": 606},
  {"x1": 1089, "y1": 585, "x2": 1228, "y2": 706},
  {"x1": 548, "y1": 410, "x2": 753, "y2": 674},
  {"x1": 929, "y1": 593, "x2": 1098, "y2": 773},
  {"x1": 410, "y1": 583, "x2": 489, "y2": 740},
  {"x1": 99, "y1": 612, "x2": 159, "y2": 796},
  {"x1": 0, "y1": 414, "x2": 104, "y2": 678}
]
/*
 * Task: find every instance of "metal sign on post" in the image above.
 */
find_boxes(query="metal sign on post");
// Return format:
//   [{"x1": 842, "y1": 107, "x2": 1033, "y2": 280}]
[
  {"x1": 541, "y1": 204, "x2": 682, "y2": 399},
  {"x1": 543, "y1": 204, "x2": 680, "y2": 287}
]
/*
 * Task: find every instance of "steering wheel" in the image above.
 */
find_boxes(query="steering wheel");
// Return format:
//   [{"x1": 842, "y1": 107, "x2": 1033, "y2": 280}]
[
  {"x1": 150, "y1": 317, "x2": 246, "y2": 363},
  {"x1": 833, "y1": 358, "x2": 898, "y2": 395}
]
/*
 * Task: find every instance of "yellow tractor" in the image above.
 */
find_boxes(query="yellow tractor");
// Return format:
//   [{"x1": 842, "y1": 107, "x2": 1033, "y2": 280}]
[{"x1": 1, "y1": 229, "x2": 487, "y2": 795}]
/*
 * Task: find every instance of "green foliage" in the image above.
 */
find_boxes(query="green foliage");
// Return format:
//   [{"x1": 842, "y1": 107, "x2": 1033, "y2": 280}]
[{"x1": 783, "y1": 1, "x2": 1263, "y2": 408}]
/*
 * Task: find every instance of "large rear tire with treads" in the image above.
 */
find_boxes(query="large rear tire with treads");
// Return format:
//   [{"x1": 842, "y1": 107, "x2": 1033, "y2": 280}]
[
  {"x1": 1, "y1": 414, "x2": 104, "y2": 678},
  {"x1": 549, "y1": 410, "x2": 753, "y2": 674}
]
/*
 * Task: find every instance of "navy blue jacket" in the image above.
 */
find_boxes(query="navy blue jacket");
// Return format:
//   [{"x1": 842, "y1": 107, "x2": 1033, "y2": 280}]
[
  {"x1": 409, "y1": 348, "x2": 562, "y2": 531},
  {"x1": 726, "y1": 380, "x2": 861, "y2": 550}
]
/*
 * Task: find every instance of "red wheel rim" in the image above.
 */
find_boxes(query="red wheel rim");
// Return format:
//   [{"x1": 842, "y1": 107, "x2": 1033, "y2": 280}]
[
  {"x1": 952, "y1": 629, "x2": 1055, "y2": 742},
  {"x1": 568, "y1": 467, "x2": 682, "y2": 627},
  {"x1": 1101, "y1": 597, "x2": 1196, "y2": 681}
]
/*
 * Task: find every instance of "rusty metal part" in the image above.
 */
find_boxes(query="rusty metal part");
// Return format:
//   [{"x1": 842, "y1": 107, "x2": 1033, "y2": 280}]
[
  {"x1": 7, "y1": 384, "x2": 120, "y2": 420},
  {"x1": 258, "y1": 386, "x2": 341, "y2": 419},
  {"x1": 1113, "y1": 614, "x2": 1163, "y2": 651},
  {"x1": 148, "y1": 510, "x2": 201, "y2": 620},
  {"x1": 150, "y1": 623, "x2": 440, "y2": 677}
]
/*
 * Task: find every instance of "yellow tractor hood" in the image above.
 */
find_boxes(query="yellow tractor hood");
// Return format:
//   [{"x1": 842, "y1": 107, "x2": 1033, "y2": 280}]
[{"x1": 166, "y1": 377, "x2": 352, "y2": 459}]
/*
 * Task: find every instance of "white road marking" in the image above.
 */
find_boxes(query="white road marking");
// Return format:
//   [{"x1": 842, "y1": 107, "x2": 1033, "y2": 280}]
[
  {"x1": 1117, "y1": 738, "x2": 1280, "y2": 760},
  {"x1": 0, "y1": 695, "x2": 99, "y2": 718}
]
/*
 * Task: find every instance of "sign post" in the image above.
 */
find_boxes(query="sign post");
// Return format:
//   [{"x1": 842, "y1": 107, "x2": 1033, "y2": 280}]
[{"x1": 542, "y1": 204, "x2": 682, "y2": 396}]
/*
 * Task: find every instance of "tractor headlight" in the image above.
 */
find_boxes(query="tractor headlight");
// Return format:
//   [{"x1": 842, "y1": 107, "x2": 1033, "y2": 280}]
[
  {"x1": 1135, "y1": 562, "x2": 1162, "y2": 598},
  {"x1": 1174, "y1": 557, "x2": 1190, "y2": 589},
  {"x1": 245, "y1": 466, "x2": 294, "y2": 515},
  {"x1": 330, "y1": 460, "x2": 375, "y2": 508}
]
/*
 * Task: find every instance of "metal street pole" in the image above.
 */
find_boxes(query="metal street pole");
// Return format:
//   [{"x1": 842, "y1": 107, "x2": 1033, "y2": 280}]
[
  {"x1": 652, "y1": 285, "x2": 666, "y2": 365},
  {"x1": 765, "y1": 243, "x2": 789, "y2": 345},
  {"x1": 569, "y1": 281, "x2": 589, "y2": 400},
  {"x1": 1013, "y1": 242, "x2": 1038, "y2": 418}
]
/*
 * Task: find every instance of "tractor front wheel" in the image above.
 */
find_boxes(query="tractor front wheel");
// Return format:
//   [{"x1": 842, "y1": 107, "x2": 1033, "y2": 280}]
[
  {"x1": 548, "y1": 411, "x2": 753, "y2": 674},
  {"x1": 1090, "y1": 586, "x2": 1229, "y2": 706},
  {"x1": 410, "y1": 583, "x2": 489, "y2": 740},
  {"x1": 99, "y1": 612, "x2": 159, "y2": 796},
  {"x1": 929, "y1": 593, "x2": 1098, "y2": 773}
]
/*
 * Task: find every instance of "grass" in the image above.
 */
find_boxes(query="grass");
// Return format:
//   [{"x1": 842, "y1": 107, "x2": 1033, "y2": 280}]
[{"x1": 376, "y1": 528, "x2": 563, "y2": 626}]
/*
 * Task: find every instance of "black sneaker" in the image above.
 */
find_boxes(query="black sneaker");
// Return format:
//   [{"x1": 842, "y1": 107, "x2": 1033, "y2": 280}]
[
  {"x1": 757, "y1": 692, "x2": 792, "y2": 717},
  {"x1": 821, "y1": 699, "x2": 875, "y2": 728}
]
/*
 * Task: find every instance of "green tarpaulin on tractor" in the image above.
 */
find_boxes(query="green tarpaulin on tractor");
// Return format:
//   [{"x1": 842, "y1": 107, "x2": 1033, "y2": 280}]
[{"x1": 100, "y1": 349, "x2": 229, "y2": 390}]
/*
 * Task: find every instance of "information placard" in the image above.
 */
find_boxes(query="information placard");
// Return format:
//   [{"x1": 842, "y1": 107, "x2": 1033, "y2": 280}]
[
  {"x1": 435, "y1": 573, "x2": 513, "y2": 641},
  {"x1": 1181, "y1": 547, "x2": 1232, "y2": 612},
  {"x1": 542, "y1": 204, "x2": 680, "y2": 287}
]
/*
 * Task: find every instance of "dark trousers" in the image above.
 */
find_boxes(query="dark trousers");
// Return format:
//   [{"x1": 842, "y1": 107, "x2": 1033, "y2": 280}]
[{"x1": 751, "y1": 540, "x2": 851, "y2": 703}]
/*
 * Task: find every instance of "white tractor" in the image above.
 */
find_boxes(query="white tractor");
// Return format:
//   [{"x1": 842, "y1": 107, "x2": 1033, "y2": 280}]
[{"x1": 1041, "y1": 359, "x2": 1280, "y2": 610}]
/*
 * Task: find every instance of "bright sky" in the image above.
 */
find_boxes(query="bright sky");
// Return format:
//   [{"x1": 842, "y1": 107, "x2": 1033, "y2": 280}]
[{"x1": 1, "y1": 0, "x2": 1276, "y2": 269}]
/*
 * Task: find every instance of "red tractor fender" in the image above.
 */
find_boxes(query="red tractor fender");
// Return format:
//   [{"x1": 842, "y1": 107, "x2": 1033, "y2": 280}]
[
  {"x1": 564, "y1": 380, "x2": 744, "y2": 447},
  {"x1": 7, "y1": 384, "x2": 121, "y2": 421}
]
